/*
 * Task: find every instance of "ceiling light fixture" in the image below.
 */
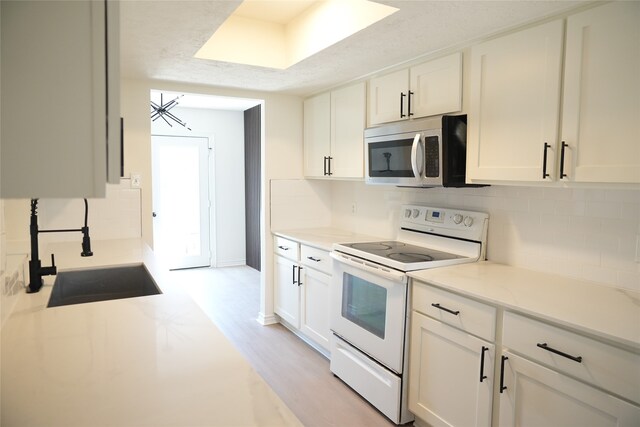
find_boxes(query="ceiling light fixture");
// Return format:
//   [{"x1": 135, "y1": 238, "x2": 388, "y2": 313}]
[{"x1": 150, "y1": 93, "x2": 192, "y2": 130}]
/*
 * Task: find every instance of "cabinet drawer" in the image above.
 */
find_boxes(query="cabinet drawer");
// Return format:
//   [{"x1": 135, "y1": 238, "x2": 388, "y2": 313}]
[
  {"x1": 412, "y1": 282, "x2": 496, "y2": 342},
  {"x1": 503, "y1": 311, "x2": 640, "y2": 404},
  {"x1": 274, "y1": 236, "x2": 299, "y2": 261},
  {"x1": 300, "y1": 245, "x2": 331, "y2": 275}
]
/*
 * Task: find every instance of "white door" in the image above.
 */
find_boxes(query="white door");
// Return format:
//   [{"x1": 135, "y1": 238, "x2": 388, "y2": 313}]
[
  {"x1": 409, "y1": 311, "x2": 494, "y2": 427},
  {"x1": 560, "y1": 1, "x2": 640, "y2": 183},
  {"x1": 330, "y1": 82, "x2": 366, "y2": 178},
  {"x1": 368, "y1": 69, "x2": 409, "y2": 126},
  {"x1": 300, "y1": 267, "x2": 331, "y2": 350},
  {"x1": 499, "y1": 351, "x2": 640, "y2": 427},
  {"x1": 303, "y1": 92, "x2": 331, "y2": 178},
  {"x1": 151, "y1": 135, "x2": 211, "y2": 270},
  {"x1": 467, "y1": 20, "x2": 564, "y2": 182},
  {"x1": 274, "y1": 255, "x2": 300, "y2": 328},
  {"x1": 409, "y1": 52, "x2": 462, "y2": 119}
]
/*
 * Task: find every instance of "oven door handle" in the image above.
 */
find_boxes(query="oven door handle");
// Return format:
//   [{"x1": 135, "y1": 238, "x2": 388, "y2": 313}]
[
  {"x1": 330, "y1": 252, "x2": 407, "y2": 284},
  {"x1": 410, "y1": 133, "x2": 424, "y2": 180}
]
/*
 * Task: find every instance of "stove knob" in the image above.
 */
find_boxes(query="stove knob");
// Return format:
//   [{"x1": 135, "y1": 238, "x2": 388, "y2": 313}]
[
  {"x1": 463, "y1": 216, "x2": 474, "y2": 227},
  {"x1": 453, "y1": 214, "x2": 463, "y2": 224},
  {"x1": 412, "y1": 209, "x2": 420, "y2": 218},
  {"x1": 405, "y1": 209, "x2": 412, "y2": 218}
]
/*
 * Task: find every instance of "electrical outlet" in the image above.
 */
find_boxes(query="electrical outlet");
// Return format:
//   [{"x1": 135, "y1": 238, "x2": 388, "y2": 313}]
[{"x1": 131, "y1": 173, "x2": 141, "y2": 188}]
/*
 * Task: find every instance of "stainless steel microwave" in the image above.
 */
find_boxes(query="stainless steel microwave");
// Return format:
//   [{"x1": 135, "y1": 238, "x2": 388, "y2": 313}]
[{"x1": 365, "y1": 115, "x2": 474, "y2": 187}]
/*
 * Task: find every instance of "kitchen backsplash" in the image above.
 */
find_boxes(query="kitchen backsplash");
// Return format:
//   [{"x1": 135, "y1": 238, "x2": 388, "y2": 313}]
[
  {"x1": 270, "y1": 179, "x2": 640, "y2": 292},
  {"x1": 3, "y1": 180, "x2": 142, "y2": 252}
]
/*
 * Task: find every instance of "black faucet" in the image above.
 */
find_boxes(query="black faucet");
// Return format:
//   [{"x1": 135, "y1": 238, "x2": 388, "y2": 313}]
[{"x1": 28, "y1": 198, "x2": 93, "y2": 293}]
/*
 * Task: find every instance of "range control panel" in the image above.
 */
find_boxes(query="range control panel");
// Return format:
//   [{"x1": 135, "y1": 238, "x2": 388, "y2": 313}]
[{"x1": 399, "y1": 205, "x2": 489, "y2": 241}]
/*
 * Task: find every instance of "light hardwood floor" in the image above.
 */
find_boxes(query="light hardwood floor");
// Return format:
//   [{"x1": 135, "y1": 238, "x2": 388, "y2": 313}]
[{"x1": 171, "y1": 266, "x2": 397, "y2": 427}]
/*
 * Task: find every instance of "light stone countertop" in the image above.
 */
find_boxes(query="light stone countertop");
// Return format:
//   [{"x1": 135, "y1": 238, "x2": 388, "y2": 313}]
[
  {"x1": 272, "y1": 227, "x2": 383, "y2": 252},
  {"x1": 408, "y1": 261, "x2": 640, "y2": 351},
  {"x1": 1, "y1": 239, "x2": 301, "y2": 427}
]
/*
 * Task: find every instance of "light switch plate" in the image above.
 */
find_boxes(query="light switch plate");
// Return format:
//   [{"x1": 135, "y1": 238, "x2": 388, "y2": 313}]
[{"x1": 131, "y1": 173, "x2": 141, "y2": 188}]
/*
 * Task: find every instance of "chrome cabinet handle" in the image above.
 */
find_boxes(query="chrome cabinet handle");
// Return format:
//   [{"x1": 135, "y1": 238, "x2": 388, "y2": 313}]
[
  {"x1": 431, "y1": 303, "x2": 460, "y2": 316},
  {"x1": 537, "y1": 343, "x2": 582, "y2": 363}
]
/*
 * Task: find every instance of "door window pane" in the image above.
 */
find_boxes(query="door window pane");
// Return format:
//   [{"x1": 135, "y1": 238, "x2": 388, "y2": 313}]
[{"x1": 342, "y1": 273, "x2": 387, "y2": 338}]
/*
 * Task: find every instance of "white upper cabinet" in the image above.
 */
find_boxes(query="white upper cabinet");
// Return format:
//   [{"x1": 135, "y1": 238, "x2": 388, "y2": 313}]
[
  {"x1": 1, "y1": 0, "x2": 121, "y2": 198},
  {"x1": 368, "y1": 69, "x2": 409, "y2": 125},
  {"x1": 303, "y1": 82, "x2": 365, "y2": 179},
  {"x1": 467, "y1": 20, "x2": 564, "y2": 182},
  {"x1": 468, "y1": 2, "x2": 640, "y2": 185},
  {"x1": 409, "y1": 53, "x2": 462, "y2": 120},
  {"x1": 560, "y1": 1, "x2": 640, "y2": 183},
  {"x1": 368, "y1": 53, "x2": 462, "y2": 126}
]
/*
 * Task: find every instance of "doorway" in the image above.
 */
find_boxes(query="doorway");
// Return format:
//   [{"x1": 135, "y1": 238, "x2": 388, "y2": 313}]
[{"x1": 151, "y1": 135, "x2": 211, "y2": 269}]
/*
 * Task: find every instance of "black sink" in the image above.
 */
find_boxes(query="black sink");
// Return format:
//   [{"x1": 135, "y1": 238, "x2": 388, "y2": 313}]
[{"x1": 48, "y1": 265, "x2": 161, "y2": 308}]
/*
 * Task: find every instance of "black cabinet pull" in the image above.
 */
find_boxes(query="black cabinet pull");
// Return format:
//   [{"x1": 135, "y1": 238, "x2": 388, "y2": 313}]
[
  {"x1": 560, "y1": 141, "x2": 568, "y2": 179},
  {"x1": 500, "y1": 355, "x2": 508, "y2": 393},
  {"x1": 542, "y1": 143, "x2": 551, "y2": 179},
  {"x1": 292, "y1": 265, "x2": 297, "y2": 285},
  {"x1": 431, "y1": 303, "x2": 460, "y2": 316},
  {"x1": 537, "y1": 343, "x2": 583, "y2": 363},
  {"x1": 479, "y1": 346, "x2": 488, "y2": 383},
  {"x1": 408, "y1": 91, "x2": 414, "y2": 116},
  {"x1": 400, "y1": 92, "x2": 406, "y2": 118},
  {"x1": 307, "y1": 256, "x2": 321, "y2": 262},
  {"x1": 277, "y1": 245, "x2": 289, "y2": 251},
  {"x1": 323, "y1": 156, "x2": 328, "y2": 176},
  {"x1": 298, "y1": 266, "x2": 303, "y2": 286},
  {"x1": 327, "y1": 156, "x2": 333, "y2": 176}
]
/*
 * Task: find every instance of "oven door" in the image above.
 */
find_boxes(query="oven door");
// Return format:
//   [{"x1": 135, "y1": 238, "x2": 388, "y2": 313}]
[
  {"x1": 365, "y1": 131, "x2": 424, "y2": 186},
  {"x1": 330, "y1": 252, "x2": 408, "y2": 373}
]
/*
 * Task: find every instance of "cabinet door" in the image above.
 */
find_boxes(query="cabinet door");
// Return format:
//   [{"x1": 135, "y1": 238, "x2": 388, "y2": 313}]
[
  {"x1": 499, "y1": 351, "x2": 640, "y2": 427},
  {"x1": 1, "y1": 0, "x2": 119, "y2": 198},
  {"x1": 467, "y1": 20, "x2": 564, "y2": 182},
  {"x1": 300, "y1": 267, "x2": 331, "y2": 351},
  {"x1": 409, "y1": 53, "x2": 462, "y2": 119},
  {"x1": 368, "y1": 69, "x2": 409, "y2": 125},
  {"x1": 560, "y1": 2, "x2": 640, "y2": 183},
  {"x1": 303, "y1": 92, "x2": 331, "y2": 178},
  {"x1": 330, "y1": 82, "x2": 366, "y2": 178},
  {"x1": 274, "y1": 256, "x2": 300, "y2": 328},
  {"x1": 409, "y1": 311, "x2": 494, "y2": 427}
]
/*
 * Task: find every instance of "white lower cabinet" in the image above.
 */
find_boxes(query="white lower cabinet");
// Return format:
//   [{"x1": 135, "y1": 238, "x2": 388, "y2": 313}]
[
  {"x1": 498, "y1": 351, "x2": 640, "y2": 427},
  {"x1": 299, "y1": 266, "x2": 331, "y2": 350},
  {"x1": 409, "y1": 311, "x2": 494, "y2": 427},
  {"x1": 273, "y1": 236, "x2": 332, "y2": 353},
  {"x1": 273, "y1": 255, "x2": 300, "y2": 329}
]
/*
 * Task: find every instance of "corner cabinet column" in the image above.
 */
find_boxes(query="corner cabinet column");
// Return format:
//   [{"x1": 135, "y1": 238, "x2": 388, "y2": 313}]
[{"x1": 0, "y1": 0, "x2": 120, "y2": 198}]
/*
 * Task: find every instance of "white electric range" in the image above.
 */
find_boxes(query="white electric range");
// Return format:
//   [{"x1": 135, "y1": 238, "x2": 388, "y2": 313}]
[{"x1": 329, "y1": 205, "x2": 489, "y2": 424}]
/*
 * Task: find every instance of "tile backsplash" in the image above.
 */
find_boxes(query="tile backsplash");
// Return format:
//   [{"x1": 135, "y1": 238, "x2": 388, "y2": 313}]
[{"x1": 330, "y1": 182, "x2": 640, "y2": 292}]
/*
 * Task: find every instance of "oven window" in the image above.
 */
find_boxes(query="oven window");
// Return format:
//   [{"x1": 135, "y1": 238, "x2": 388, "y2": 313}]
[
  {"x1": 368, "y1": 139, "x2": 416, "y2": 178},
  {"x1": 342, "y1": 272, "x2": 387, "y2": 339}
]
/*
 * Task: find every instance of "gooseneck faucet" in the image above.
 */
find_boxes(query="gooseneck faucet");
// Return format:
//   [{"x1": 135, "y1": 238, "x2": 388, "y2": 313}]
[{"x1": 28, "y1": 199, "x2": 93, "y2": 293}]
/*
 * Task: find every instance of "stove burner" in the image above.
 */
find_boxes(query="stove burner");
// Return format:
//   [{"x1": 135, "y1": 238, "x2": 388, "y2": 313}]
[
  {"x1": 387, "y1": 252, "x2": 435, "y2": 263},
  {"x1": 350, "y1": 242, "x2": 405, "y2": 251}
]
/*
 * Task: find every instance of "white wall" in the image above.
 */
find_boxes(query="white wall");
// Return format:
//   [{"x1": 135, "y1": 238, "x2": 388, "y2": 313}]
[
  {"x1": 150, "y1": 106, "x2": 246, "y2": 267},
  {"x1": 330, "y1": 181, "x2": 640, "y2": 292}
]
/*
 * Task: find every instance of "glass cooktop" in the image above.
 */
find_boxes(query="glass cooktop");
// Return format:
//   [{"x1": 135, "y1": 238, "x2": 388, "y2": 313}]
[{"x1": 341, "y1": 241, "x2": 464, "y2": 264}]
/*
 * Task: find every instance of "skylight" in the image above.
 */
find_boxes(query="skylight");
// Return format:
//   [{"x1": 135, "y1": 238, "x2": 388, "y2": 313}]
[{"x1": 194, "y1": 0, "x2": 399, "y2": 69}]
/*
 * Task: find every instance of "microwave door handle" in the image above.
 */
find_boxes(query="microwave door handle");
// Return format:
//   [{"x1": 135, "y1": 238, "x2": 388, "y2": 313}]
[
  {"x1": 411, "y1": 133, "x2": 424, "y2": 181},
  {"x1": 330, "y1": 252, "x2": 406, "y2": 284}
]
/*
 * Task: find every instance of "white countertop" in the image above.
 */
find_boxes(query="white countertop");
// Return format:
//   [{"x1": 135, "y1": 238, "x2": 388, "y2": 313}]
[
  {"x1": 1, "y1": 239, "x2": 301, "y2": 426},
  {"x1": 272, "y1": 227, "x2": 382, "y2": 252},
  {"x1": 408, "y1": 261, "x2": 640, "y2": 351}
]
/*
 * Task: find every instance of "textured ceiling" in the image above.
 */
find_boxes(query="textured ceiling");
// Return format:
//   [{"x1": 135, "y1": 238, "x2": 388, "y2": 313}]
[{"x1": 121, "y1": 0, "x2": 586, "y2": 97}]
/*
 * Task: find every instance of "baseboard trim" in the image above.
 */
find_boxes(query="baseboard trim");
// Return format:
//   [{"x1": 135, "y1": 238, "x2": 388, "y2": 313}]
[{"x1": 256, "y1": 313, "x2": 278, "y2": 326}]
